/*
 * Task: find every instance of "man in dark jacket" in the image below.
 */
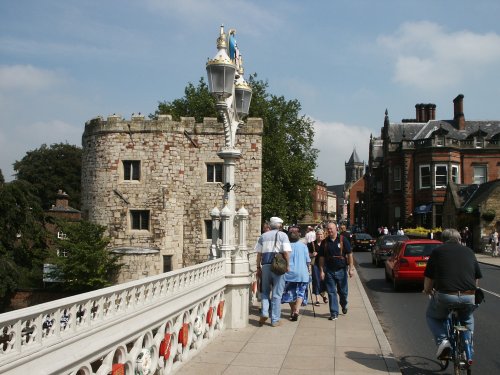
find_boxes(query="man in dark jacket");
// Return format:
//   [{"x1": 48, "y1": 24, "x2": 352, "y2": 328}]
[{"x1": 423, "y1": 228, "x2": 482, "y2": 359}]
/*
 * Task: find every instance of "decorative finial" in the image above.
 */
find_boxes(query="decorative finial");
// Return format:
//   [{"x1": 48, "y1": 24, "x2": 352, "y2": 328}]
[{"x1": 217, "y1": 25, "x2": 227, "y2": 49}]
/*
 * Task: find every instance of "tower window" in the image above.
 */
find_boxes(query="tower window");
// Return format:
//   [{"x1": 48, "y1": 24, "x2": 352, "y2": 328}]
[{"x1": 123, "y1": 160, "x2": 140, "y2": 181}]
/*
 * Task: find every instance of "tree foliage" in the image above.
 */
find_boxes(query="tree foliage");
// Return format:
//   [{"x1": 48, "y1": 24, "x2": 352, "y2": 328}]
[
  {"x1": 14, "y1": 143, "x2": 82, "y2": 210},
  {"x1": 154, "y1": 75, "x2": 318, "y2": 223},
  {"x1": 0, "y1": 169, "x2": 4, "y2": 185},
  {"x1": 48, "y1": 221, "x2": 122, "y2": 292},
  {"x1": 153, "y1": 78, "x2": 217, "y2": 123},
  {"x1": 0, "y1": 180, "x2": 48, "y2": 309}
]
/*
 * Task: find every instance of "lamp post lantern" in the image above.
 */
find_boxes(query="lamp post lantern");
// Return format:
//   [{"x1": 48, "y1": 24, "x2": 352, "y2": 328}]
[
  {"x1": 206, "y1": 25, "x2": 252, "y2": 259},
  {"x1": 206, "y1": 26, "x2": 253, "y2": 328}
]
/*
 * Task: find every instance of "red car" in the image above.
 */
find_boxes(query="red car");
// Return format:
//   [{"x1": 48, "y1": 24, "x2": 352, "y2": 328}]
[{"x1": 385, "y1": 239, "x2": 442, "y2": 291}]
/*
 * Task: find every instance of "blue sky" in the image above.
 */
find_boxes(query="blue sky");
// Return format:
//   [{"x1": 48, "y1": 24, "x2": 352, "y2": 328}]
[{"x1": 1, "y1": 1, "x2": 500, "y2": 185}]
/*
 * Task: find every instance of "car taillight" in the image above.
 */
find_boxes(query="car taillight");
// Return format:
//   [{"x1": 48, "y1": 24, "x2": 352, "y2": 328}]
[{"x1": 399, "y1": 258, "x2": 409, "y2": 267}]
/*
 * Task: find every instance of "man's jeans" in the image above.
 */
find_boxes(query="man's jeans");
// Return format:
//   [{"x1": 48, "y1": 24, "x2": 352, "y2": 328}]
[
  {"x1": 260, "y1": 264, "x2": 285, "y2": 323},
  {"x1": 324, "y1": 267, "x2": 348, "y2": 317},
  {"x1": 426, "y1": 292, "x2": 475, "y2": 344}
]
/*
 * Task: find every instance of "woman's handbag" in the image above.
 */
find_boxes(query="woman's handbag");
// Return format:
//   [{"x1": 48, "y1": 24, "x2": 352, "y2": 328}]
[{"x1": 271, "y1": 252, "x2": 287, "y2": 275}]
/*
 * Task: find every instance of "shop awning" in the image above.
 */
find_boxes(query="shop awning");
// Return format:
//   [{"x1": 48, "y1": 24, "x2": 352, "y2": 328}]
[{"x1": 414, "y1": 203, "x2": 432, "y2": 214}]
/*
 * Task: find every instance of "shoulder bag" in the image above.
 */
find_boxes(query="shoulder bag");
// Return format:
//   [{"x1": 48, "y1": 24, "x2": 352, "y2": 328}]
[{"x1": 270, "y1": 231, "x2": 288, "y2": 275}]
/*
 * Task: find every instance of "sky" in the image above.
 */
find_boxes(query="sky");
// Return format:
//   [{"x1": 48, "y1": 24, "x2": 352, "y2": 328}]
[{"x1": 1, "y1": 1, "x2": 500, "y2": 186}]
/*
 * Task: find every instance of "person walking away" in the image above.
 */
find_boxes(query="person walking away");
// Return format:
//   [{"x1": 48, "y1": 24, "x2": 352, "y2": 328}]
[
  {"x1": 318, "y1": 222, "x2": 354, "y2": 320},
  {"x1": 490, "y1": 228, "x2": 499, "y2": 256},
  {"x1": 281, "y1": 226, "x2": 311, "y2": 321},
  {"x1": 305, "y1": 226, "x2": 316, "y2": 243},
  {"x1": 254, "y1": 216, "x2": 292, "y2": 327},
  {"x1": 308, "y1": 228, "x2": 327, "y2": 306},
  {"x1": 423, "y1": 228, "x2": 482, "y2": 359}
]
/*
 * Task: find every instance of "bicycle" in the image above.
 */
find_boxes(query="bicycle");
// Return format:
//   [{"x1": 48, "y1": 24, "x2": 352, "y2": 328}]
[{"x1": 439, "y1": 306, "x2": 474, "y2": 375}]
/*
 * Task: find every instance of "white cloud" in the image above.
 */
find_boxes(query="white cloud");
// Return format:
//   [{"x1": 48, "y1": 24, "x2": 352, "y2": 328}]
[
  {"x1": 377, "y1": 21, "x2": 500, "y2": 89},
  {"x1": 313, "y1": 119, "x2": 371, "y2": 186},
  {"x1": 0, "y1": 65, "x2": 64, "y2": 92}
]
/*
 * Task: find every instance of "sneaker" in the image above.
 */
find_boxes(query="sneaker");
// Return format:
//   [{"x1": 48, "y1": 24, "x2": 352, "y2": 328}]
[
  {"x1": 328, "y1": 315, "x2": 338, "y2": 321},
  {"x1": 342, "y1": 306, "x2": 348, "y2": 315},
  {"x1": 271, "y1": 321, "x2": 281, "y2": 327},
  {"x1": 258, "y1": 317, "x2": 268, "y2": 327},
  {"x1": 436, "y1": 339, "x2": 451, "y2": 359}
]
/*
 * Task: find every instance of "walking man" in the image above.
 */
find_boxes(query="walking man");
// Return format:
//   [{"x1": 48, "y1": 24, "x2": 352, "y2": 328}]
[
  {"x1": 319, "y1": 222, "x2": 354, "y2": 320},
  {"x1": 255, "y1": 217, "x2": 292, "y2": 327}
]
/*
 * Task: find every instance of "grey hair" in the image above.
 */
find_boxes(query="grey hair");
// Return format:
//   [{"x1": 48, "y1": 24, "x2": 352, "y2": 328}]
[
  {"x1": 441, "y1": 228, "x2": 461, "y2": 243},
  {"x1": 269, "y1": 221, "x2": 281, "y2": 230}
]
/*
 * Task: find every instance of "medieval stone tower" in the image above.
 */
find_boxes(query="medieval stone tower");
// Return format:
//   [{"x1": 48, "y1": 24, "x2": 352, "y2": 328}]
[
  {"x1": 345, "y1": 148, "x2": 364, "y2": 186},
  {"x1": 81, "y1": 114, "x2": 263, "y2": 283}
]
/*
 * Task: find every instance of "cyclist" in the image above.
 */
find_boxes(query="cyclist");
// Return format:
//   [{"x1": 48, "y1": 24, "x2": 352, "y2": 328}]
[{"x1": 423, "y1": 228, "x2": 482, "y2": 359}]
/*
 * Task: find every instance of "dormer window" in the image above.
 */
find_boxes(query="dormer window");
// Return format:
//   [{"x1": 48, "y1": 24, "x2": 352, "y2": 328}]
[{"x1": 474, "y1": 137, "x2": 484, "y2": 148}]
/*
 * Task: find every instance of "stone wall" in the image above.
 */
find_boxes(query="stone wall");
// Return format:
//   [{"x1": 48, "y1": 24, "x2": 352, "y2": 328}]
[{"x1": 81, "y1": 115, "x2": 263, "y2": 283}]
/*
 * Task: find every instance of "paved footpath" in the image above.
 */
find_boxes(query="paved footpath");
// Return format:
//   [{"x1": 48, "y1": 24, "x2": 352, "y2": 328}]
[
  {"x1": 181, "y1": 253, "x2": 499, "y2": 374},
  {"x1": 181, "y1": 268, "x2": 400, "y2": 375}
]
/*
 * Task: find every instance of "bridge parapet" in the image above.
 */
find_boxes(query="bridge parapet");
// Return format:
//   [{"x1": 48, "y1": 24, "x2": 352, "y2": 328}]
[{"x1": 0, "y1": 259, "x2": 228, "y2": 375}]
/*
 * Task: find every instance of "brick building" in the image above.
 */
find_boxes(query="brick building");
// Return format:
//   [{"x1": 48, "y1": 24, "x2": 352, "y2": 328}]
[
  {"x1": 81, "y1": 114, "x2": 263, "y2": 283},
  {"x1": 366, "y1": 94, "x2": 500, "y2": 235}
]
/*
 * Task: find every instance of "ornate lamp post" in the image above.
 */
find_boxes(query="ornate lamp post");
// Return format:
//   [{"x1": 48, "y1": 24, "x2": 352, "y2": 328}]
[
  {"x1": 206, "y1": 26, "x2": 252, "y2": 262},
  {"x1": 206, "y1": 25, "x2": 253, "y2": 328}
]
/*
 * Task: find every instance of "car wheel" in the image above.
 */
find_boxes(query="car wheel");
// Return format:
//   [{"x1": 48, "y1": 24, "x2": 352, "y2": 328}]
[{"x1": 393, "y1": 274, "x2": 402, "y2": 291}]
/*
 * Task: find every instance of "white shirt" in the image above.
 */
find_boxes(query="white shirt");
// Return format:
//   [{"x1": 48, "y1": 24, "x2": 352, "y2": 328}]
[{"x1": 305, "y1": 231, "x2": 316, "y2": 243}]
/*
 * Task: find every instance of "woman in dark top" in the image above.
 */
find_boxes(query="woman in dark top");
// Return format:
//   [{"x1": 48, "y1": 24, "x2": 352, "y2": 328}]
[{"x1": 308, "y1": 228, "x2": 328, "y2": 306}]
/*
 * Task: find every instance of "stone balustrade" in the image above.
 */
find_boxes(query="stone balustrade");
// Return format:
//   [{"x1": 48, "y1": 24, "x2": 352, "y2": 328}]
[{"x1": 0, "y1": 258, "x2": 233, "y2": 375}]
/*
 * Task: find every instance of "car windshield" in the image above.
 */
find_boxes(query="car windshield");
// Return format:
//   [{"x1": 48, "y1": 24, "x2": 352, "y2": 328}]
[
  {"x1": 356, "y1": 234, "x2": 372, "y2": 240},
  {"x1": 381, "y1": 235, "x2": 408, "y2": 246},
  {"x1": 404, "y1": 243, "x2": 440, "y2": 256}
]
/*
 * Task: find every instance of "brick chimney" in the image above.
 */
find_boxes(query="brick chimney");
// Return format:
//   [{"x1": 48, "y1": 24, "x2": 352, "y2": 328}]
[
  {"x1": 55, "y1": 190, "x2": 69, "y2": 209},
  {"x1": 453, "y1": 94, "x2": 465, "y2": 130},
  {"x1": 415, "y1": 104, "x2": 421, "y2": 122}
]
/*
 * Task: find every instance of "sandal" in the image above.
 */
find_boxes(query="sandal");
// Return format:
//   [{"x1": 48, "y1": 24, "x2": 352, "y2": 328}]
[
  {"x1": 322, "y1": 296, "x2": 328, "y2": 304},
  {"x1": 314, "y1": 301, "x2": 320, "y2": 307}
]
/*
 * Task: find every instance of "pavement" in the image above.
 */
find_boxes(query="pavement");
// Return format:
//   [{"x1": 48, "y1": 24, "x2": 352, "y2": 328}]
[{"x1": 181, "y1": 253, "x2": 499, "y2": 375}]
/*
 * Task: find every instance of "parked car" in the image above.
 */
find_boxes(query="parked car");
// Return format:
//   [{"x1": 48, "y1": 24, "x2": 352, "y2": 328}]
[
  {"x1": 371, "y1": 235, "x2": 409, "y2": 267},
  {"x1": 351, "y1": 233, "x2": 376, "y2": 251},
  {"x1": 385, "y1": 239, "x2": 442, "y2": 291}
]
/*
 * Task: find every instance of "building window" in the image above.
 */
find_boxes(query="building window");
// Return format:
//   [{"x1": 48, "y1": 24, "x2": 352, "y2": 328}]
[
  {"x1": 435, "y1": 165, "x2": 448, "y2": 188},
  {"x1": 420, "y1": 165, "x2": 431, "y2": 189},
  {"x1": 57, "y1": 248, "x2": 69, "y2": 257},
  {"x1": 207, "y1": 164, "x2": 223, "y2": 183},
  {"x1": 393, "y1": 166, "x2": 401, "y2": 191},
  {"x1": 473, "y1": 165, "x2": 487, "y2": 184},
  {"x1": 436, "y1": 136, "x2": 444, "y2": 146},
  {"x1": 123, "y1": 160, "x2": 141, "y2": 181},
  {"x1": 394, "y1": 206, "x2": 401, "y2": 219},
  {"x1": 451, "y1": 165, "x2": 459, "y2": 183},
  {"x1": 163, "y1": 255, "x2": 173, "y2": 273},
  {"x1": 474, "y1": 137, "x2": 484, "y2": 148},
  {"x1": 130, "y1": 210, "x2": 150, "y2": 230}
]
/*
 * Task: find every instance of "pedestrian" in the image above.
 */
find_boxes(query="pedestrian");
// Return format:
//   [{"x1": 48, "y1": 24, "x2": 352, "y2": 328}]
[
  {"x1": 254, "y1": 216, "x2": 292, "y2": 327},
  {"x1": 281, "y1": 226, "x2": 311, "y2": 321},
  {"x1": 423, "y1": 228, "x2": 482, "y2": 359},
  {"x1": 305, "y1": 226, "x2": 316, "y2": 243},
  {"x1": 318, "y1": 222, "x2": 354, "y2": 320},
  {"x1": 490, "y1": 228, "x2": 499, "y2": 256},
  {"x1": 262, "y1": 222, "x2": 271, "y2": 233},
  {"x1": 308, "y1": 228, "x2": 328, "y2": 306},
  {"x1": 397, "y1": 227, "x2": 405, "y2": 235}
]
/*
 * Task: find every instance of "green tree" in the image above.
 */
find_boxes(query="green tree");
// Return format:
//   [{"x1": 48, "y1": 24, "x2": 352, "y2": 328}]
[
  {"x1": 14, "y1": 143, "x2": 82, "y2": 209},
  {"x1": 48, "y1": 221, "x2": 122, "y2": 292},
  {"x1": 154, "y1": 75, "x2": 318, "y2": 223},
  {"x1": 0, "y1": 180, "x2": 48, "y2": 309},
  {"x1": 0, "y1": 168, "x2": 4, "y2": 185}
]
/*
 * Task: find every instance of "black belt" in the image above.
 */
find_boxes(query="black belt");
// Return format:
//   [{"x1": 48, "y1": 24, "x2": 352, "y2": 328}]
[{"x1": 440, "y1": 290, "x2": 475, "y2": 295}]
